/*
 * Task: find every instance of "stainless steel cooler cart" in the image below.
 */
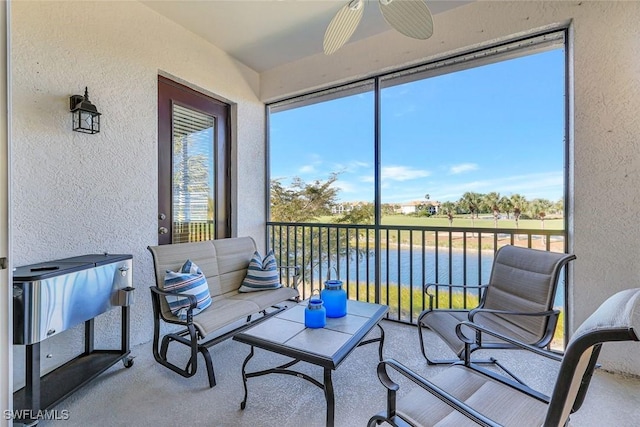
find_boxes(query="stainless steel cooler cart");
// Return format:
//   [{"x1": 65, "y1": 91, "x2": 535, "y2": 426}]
[{"x1": 12, "y1": 253, "x2": 134, "y2": 425}]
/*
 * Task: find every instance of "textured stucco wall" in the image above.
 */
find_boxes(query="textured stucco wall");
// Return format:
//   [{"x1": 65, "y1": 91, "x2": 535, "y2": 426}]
[
  {"x1": 10, "y1": 0, "x2": 265, "y2": 388},
  {"x1": 261, "y1": 1, "x2": 640, "y2": 375}
]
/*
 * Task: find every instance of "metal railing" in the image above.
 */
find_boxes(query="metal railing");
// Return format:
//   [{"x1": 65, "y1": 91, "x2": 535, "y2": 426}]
[
  {"x1": 173, "y1": 221, "x2": 214, "y2": 243},
  {"x1": 267, "y1": 221, "x2": 567, "y2": 326}
]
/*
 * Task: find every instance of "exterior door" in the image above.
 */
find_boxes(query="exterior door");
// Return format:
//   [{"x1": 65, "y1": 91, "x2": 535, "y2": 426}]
[{"x1": 157, "y1": 76, "x2": 230, "y2": 245}]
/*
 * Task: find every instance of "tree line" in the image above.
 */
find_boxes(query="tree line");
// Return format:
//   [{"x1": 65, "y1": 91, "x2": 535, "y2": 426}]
[
  {"x1": 270, "y1": 175, "x2": 563, "y2": 228},
  {"x1": 411, "y1": 191, "x2": 563, "y2": 228}
]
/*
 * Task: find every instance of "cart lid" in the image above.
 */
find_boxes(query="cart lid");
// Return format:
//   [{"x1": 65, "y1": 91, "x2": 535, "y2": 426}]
[
  {"x1": 59, "y1": 253, "x2": 132, "y2": 266},
  {"x1": 13, "y1": 261, "x2": 94, "y2": 282},
  {"x1": 13, "y1": 253, "x2": 132, "y2": 282}
]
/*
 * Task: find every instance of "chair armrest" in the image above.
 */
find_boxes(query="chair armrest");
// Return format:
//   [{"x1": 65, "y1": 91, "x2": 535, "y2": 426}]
[
  {"x1": 424, "y1": 283, "x2": 489, "y2": 310},
  {"x1": 455, "y1": 321, "x2": 563, "y2": 362},
  {"x1": 376, "y1": 358, "x2": 502, "y2": 427},
  {"x1": 149, "y1": 285, "x2": 197, "y2": 323},
  {"x1": 469, "y1": 307, "x2": 559, "y2": 321},
  {"x1": 278, "y1": 265, "x2": 301, "y2": 289},
  {"x1": 424, "y1": 283, "x2": 489, "y2": 294}
]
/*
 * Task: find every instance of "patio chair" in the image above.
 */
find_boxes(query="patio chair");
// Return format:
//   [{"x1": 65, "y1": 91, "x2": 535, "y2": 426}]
[
  {"x1": 368, "y1": 287, "x2": 640, "y2": 427},
  {"x1": 417, "y1": 245, "x2": 575, "y2": 379}
]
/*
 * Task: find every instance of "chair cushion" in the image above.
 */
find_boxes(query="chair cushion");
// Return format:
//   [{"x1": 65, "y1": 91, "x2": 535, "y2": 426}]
[
  {"x1": 164, "y1": 259, "x2": 212, "y2": 319},
  {"x1": 420, "y1": 310, "x2": 469, "y2": 356},
  {"x1": 239, "y1": 250, "x2": 282, "y2": 292},
  {"x1": 397, "y1": 365, "x2": 547, "y2": 426}
]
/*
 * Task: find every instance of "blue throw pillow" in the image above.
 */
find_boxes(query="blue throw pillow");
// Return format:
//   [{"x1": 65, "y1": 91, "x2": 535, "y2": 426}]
[
  {"x1": 239, "y1": 250, "x2": 282, "y2": 292},
  {"x1": 164, "y1": 259, "x2": 212, "y2": 320}
]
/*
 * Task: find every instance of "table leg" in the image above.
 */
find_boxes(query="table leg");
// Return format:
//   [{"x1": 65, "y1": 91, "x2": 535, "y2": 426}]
[
  {"x1": 240, "y1": 346, "x2": 255, "y2": 410},
  {"x1": 377, "y1": 323, "x2": 385, "y2": 361},
  {"x1": 25, "y1": 342, "x2": 40, "y2": 421},
  {"x1": 324, "y1": 368, "x2": 335, "y2": 427},
  {"x1": 358, "y1": 323, "x2": 386, "y2": 361}
]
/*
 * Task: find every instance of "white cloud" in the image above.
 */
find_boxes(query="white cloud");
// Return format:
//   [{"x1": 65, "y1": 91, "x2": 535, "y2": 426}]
[
  {"x1": 426, "y1": 171, "x2": 564, "y2": 202},
  {"x1": 298, "y1": 164, "x2": 316, "y2": 174},
  {"x1": 350, "y1": 160, "x2": 370, "y2": 168},
  {"x1": 351, "y1": 171, "x2": 564, "y2": 204},
  {"x1": 393, "y1": 104, "x2": 417, "y2": 118},
  {"x1": 332, "y1": 181, "x2": 357, "y2": 193},
  {"x1": 382, "y1": 166, "x2": 431, "y2": 181},
  {"x1": 449, "y1": 163, "x2": 479, "y2": 174},
  {"x1": 331, "y1": 160, "x2": 370, "y2": 173}
]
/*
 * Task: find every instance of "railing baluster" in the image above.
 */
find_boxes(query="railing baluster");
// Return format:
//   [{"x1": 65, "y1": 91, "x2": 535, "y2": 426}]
[
  {"x1": 462, "y1": 231, "x2": 467, "y2": 309},
  {"x1": 366, "y1": 227, "x2": 370, "y2": 303},
  {"x1": 385, "y1": 228, "x2": 390, "y2": 310},
  {"x1": 396, "y1": 228, "x2": 401, "y2": 322},
  {"x1": 409, "y1": 230, "x2": 414, "y2": 323},
  {"x1": 422, "y1": 230, "x2": 427, "y2": 313}
]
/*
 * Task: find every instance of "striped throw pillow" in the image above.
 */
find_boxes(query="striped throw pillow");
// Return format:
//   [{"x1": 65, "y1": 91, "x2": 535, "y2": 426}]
[
  {"x1": 164, "y1": 259, "x2": 212, "y2": 320},
  {"x1": 239, "y1": 250, "x2": 282, "y2": 292}
]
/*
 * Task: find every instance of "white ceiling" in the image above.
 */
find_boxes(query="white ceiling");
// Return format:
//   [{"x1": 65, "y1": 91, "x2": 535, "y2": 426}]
[{"x1": 141, "y1": 0, "x2": 472, "y2": 73}]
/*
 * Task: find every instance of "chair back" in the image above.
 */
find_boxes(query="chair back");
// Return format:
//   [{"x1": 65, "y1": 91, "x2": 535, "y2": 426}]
[
  {"x1": 544, "y1": 288, "x2": 640, "y2": 426},
  {"x1": 482, "y1": 245, "x2": 576, "y2": 344}
]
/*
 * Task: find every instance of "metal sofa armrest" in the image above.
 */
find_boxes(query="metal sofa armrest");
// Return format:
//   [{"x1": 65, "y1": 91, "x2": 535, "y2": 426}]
[
  {"x1": 278, "y1": 264, "x2": 301, "y2": 289},
  {"x1": 149, "y1": 285, "x2": 197, "y2": 324},
  {"x1": 376, "y1": 358, "x2": 502, "y2": 427}
]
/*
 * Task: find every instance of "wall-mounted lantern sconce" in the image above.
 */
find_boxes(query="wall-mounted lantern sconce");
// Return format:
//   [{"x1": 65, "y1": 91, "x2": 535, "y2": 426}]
[{"x1": 69, "y1": 87, "x2": 101, "y2": 134}]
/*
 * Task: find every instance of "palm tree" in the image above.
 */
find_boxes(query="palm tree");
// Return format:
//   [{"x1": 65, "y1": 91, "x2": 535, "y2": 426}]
[
  {"x1": 459, "y1": 192, "x2": 481, "y2": 227},
  {"x1": 483, "y1": 192, "x2": 500, "y2": 228},
  {"x1": 510, "y1": 194, "x2": 527, "y2": 231},
  {"x1": 498, "y1": 196, "x2": 513, "y2": 219},
  {"x1": 440, "y1": 201, "x2": 456, "y2": 226},
  {"x1": 530, "y1": 198, "x2": 552, "y2": 230}
]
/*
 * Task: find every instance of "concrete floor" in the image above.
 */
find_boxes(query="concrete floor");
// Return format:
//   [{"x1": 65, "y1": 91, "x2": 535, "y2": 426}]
[{"x1": 28, "y1": 320, "x2": 640, "y2": 426}]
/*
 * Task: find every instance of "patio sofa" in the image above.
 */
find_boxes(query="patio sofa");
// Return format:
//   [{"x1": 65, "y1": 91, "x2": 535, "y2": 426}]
[{"x1": 148, "y1": 236, "x2": 300, "y2": 387}]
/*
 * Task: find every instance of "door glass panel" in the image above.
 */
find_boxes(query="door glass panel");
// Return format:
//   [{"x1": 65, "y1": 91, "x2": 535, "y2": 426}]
[{"x1": 172, "y1": 104, "x2": 215, "y2": 243}]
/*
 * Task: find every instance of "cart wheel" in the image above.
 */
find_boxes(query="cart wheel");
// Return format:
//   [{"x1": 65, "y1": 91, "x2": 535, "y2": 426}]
[{"x1": 123, "y1": 357, "x2": 134, "y2": 368}]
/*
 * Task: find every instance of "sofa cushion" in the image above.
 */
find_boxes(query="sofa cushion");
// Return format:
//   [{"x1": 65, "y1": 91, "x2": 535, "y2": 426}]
[
  {"x1": 164, "y1": 259, "x2": 212, "y2": 319},
  {"x1": 229, "y1": 286, "x2": 299, "y2": 311},
  {"x1": 239, "y1": 250, "x2": 282, "y2": 292}
]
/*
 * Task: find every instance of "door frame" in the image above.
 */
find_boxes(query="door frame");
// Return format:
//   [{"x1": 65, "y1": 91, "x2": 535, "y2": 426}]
[
  {"x1": 1, "y1": 1, "x2": 12, "y2": 424},
  {"x1": 157, "y1": 75, "x2": 231, "y2": 245}
]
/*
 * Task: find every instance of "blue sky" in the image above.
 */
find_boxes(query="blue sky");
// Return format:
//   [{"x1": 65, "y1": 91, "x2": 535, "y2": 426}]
[{"x1": 270, "y1": 48, "x2": 565, "y2": 204}]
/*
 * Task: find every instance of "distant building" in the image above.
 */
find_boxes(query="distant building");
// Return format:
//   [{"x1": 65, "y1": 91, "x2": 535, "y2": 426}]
[
  {"x1": 397, "y1": 200, "x2": 440, "y2": 215},
  {"x1": 331, "y1": 201, "x2": 368, "y2": 214}
]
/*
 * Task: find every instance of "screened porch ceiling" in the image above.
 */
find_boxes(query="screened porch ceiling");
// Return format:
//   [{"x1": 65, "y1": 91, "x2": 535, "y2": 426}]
[{"x1": 141, "y1": 0, "x2": 473, "y2": 73}]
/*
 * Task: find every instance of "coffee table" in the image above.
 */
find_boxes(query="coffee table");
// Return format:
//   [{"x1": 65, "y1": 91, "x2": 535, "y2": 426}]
[{"x1": 233, "y1": 299, "x2": 388, "y2": 427}]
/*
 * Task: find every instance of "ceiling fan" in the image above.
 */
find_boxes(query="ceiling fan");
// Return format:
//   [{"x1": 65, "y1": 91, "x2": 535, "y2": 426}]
[{"x1": 323, "y1": 0, "x2": 434, "y2": 55}]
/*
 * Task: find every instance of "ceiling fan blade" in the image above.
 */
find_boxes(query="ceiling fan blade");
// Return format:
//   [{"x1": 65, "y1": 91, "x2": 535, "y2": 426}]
[
  {"x1": 379, "y1": 0, "x2": 434, "y2": 40},
  {"x1": 323, "y1": 0, "x2": 365, "y2": 55}
]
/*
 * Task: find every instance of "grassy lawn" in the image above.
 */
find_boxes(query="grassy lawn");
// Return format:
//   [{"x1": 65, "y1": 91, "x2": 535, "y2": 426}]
[
  {"x1": 312, "y1": 214, "x2": 565, "y2": 252},
  {"x1": 381, "y1": 214, "x2": 564, "y2": 230},
  {"x1": 317, "y1": 214, "x2": 564, "y2": 230}
]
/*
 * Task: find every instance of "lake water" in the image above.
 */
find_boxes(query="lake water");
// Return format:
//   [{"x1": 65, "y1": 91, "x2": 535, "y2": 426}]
[{"x1": 319, "y1": 247, "x2": 565, "y2": 307}]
